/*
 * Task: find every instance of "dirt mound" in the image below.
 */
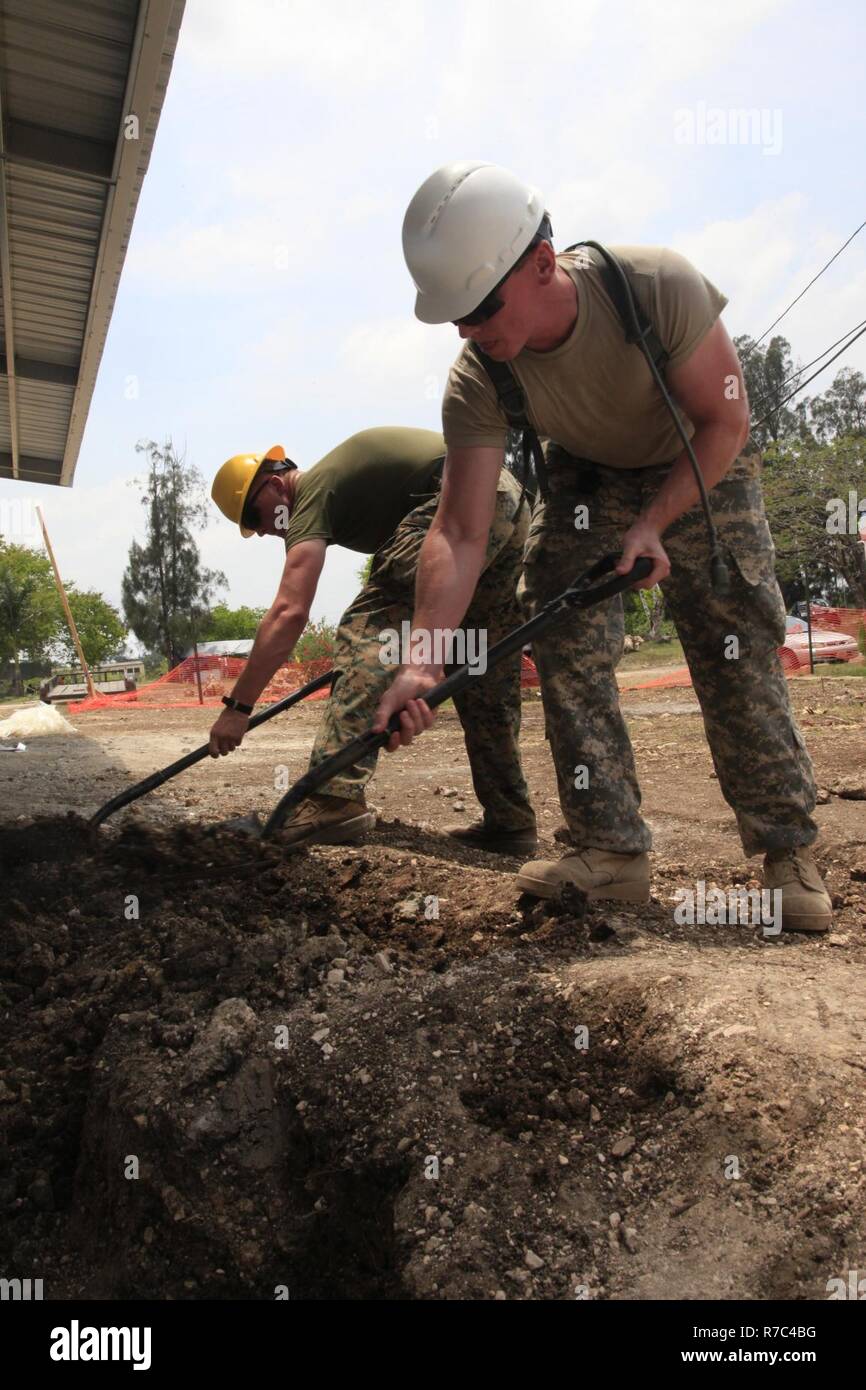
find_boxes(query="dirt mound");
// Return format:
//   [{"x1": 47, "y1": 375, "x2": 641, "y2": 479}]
[{"x1": 1, "y1": 816, "x2": 864, "y2": 1300}]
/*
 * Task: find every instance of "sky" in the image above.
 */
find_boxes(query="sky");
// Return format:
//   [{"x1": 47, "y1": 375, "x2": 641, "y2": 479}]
[{"x1": 1, "y1": 0, "x2": 864, "y2": 636}]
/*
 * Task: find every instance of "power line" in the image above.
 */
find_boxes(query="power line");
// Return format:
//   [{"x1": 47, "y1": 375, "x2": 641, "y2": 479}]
[
  {"x1": 742, "y1": 217, "x2": 866, "y2": 359},
  {"x1": 751, "y1": 320, "x2": 866, "y2": 430},
  {"x1": 749, "y1": 315, "x2": 866, "y2": 415}
]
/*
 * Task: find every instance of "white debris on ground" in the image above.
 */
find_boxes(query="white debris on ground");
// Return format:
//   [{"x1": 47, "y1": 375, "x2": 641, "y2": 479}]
[{"x1": 0, "y1": 703, "x2": 78, "y2": 739}]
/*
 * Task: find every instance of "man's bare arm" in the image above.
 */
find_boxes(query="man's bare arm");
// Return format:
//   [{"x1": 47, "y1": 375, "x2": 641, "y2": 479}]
[
  {"x1": 412, "y1": 445, "x2": 503, "y2": 635},
  {"x1": 208, "y1": 539, "x2": 326, "y2": 756},
  {"x1": 373, "y1": 444, "x2": 503, "y2": 748},
  {"x1": 617, "y1": 319, "x2": 752, "y2": 587}
]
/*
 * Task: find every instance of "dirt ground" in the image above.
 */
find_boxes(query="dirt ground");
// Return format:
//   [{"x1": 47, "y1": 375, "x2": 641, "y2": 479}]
[{"x1": 1, "y1": 676, "x2": 864, "y2": 1301}]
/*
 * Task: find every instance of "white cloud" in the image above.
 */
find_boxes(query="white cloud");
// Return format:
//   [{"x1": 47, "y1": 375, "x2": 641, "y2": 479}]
[
  {"x1": 618, "y1": 0, "x2": 790, "y2": 82},
  {"x1": 126, "y1": 216, "x2": 316, "y2": 290},
  {"x1": 674, "y1": 199, "x2": 866, "y2": 382},
  {"x1": 181, "y1": 0, "x2": 426, "y2": 82},
  {"x1": 338, "y1": 316, "x2": 454, "y2": 394},
  {"x1": 549, "y1": 162, "x2": 670, "y2": 242},
  {"x1": 438, "y1": 0, "x2": 603, "y2": 122},
  {"x1": 674, "y1": 195, "x2": 806, "y2": 329}
]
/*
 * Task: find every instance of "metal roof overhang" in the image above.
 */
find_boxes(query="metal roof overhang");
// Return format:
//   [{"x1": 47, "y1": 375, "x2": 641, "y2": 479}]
[{"x1": 0, "y1": 0, "x2": 185, "y2": 486}]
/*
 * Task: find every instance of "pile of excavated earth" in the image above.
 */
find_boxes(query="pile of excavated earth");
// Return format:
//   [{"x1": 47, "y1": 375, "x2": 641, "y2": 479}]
[{"x1": 1, "y1": 808, "x2": 864, "y2": 1301}]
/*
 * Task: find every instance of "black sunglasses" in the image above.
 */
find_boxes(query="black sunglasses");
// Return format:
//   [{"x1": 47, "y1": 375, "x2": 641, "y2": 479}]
[
  {"x1": 453, "y1": 283, "x2": 508, "y2": 328},
  {"x1": 452, "y1": 219, "x2": 552, "y2": 328},
  {"x1": 242, "y1": 460, "x2": 296, "y2": 531}
]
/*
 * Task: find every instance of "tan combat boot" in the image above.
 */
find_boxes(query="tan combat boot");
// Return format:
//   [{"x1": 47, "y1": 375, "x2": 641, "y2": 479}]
[
  {"x1": 278, "y1": 793, "x2": 376, "y2": 847},
  {"x1": 516, "y1": 847, "x2": 650, "y2": 902},
  {"x1": 763, "y1": 847, "x2": 832, "y2": 933}
]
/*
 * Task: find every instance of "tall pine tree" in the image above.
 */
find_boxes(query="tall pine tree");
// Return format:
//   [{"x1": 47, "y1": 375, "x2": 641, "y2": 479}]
[{"x1": 122, "y1": 439, "x2": 226, "y2": 668}]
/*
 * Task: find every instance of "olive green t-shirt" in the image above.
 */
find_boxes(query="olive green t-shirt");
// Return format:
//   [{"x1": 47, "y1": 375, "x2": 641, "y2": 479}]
[
  {"x1": 442, "y1": 244, "x2": 729, "y2": 468},
  {"x1": 282, "y1": 426, "x2": 446, "y2": 556}
]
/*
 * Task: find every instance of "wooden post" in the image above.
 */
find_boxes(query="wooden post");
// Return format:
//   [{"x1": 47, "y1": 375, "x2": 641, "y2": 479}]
[
  {"x1": 193, "y1": 639, "x2": 204, "y2": 705},
  {"x1": 35, "y1": 505, "x2": 97, "y2": 700},
  {"x1": 802, "y1": 567, "x2": 815, "y2": 676}
]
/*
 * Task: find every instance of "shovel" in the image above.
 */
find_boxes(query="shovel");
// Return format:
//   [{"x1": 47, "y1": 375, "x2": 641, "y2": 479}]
[
  {"x1": 89, "y1": 668, "x2": 335, "y2": 831},
  {"x1": 262, "y1": 553, "x2": 652, "y2": 838}
]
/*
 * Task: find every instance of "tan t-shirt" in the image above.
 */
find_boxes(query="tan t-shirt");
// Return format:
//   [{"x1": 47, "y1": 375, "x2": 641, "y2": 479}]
[{"x1": 442, "y1": 244, "x2": 728, "y2": 468}]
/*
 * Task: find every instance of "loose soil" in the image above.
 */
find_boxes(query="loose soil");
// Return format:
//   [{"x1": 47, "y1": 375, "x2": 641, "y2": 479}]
[{"x1": 1, "y1": 678, "x2": 864, "y2": 1300}]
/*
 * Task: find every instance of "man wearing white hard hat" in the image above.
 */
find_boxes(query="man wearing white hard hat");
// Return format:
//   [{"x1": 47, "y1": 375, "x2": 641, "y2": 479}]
[{"x1": 374, "y1": 161, "x2": 831, "y2": 934}]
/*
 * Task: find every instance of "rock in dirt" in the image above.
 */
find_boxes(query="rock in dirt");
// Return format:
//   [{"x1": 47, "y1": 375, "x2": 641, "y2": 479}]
[
  {"x1": 183, "y1": 998, "x2": 258, "y2": 1086},
  {"x1": 394, "y1": 896, "x2": 423, "y2": 921},
  {"x1": 622, "y1": 1226, "x2": 639, "y2": 1254},
  {"x1": 833, "y1": 775, "x2": 866, "y2": 800},
  {"x1": 610, "y1": 1135, "x2": 636, "y2": 1159}
]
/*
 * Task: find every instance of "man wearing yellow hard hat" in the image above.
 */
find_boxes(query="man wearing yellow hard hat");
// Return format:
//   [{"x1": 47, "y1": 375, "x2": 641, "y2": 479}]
[{"x1": 208, "y1": 426, "x2": 537, "y2": 851}]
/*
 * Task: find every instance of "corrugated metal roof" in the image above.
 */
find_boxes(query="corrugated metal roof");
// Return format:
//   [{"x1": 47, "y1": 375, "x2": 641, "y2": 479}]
[{"x1": 0, "y1": 0, "x2": 185, "y2": 485}]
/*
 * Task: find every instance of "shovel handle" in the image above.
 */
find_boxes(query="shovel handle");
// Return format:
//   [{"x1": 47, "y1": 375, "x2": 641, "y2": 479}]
[
  {"x1": 262, "y1": 554, "x2": 651, "y2": 837},
  {"x1": 89, "y1": 668, "x2": 335, "y2": 829}
]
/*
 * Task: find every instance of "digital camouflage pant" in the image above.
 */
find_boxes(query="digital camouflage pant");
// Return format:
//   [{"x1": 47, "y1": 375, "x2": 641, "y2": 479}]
[
  {"x1": 307, "y1": 469, "x2": 536, "y2": 831},
  {"x1": 518, "y1": 444, "x2": 818, "y2": 857}
]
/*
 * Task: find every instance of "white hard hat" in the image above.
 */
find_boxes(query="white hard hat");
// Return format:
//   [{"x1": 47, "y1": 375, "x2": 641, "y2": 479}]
[{"x1": 402, "y1": 161, "x2": 546, "y2": 324}]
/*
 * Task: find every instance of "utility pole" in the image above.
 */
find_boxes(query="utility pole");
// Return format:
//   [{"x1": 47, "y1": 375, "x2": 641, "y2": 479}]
[{"x1": 35, "y1": 505, "x2": 97, "y2": 700}]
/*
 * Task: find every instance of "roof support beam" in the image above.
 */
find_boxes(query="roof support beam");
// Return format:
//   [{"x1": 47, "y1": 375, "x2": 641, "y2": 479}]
[
  {"x1": 0, "y1": 451, "x2": 63, "y2": 482},
  {"x1": 0, "y1": 77, "x2": 19, "y2": 479},
  {"x1": 2, "y1": 118, "x2": 115, "y2": 182},
  {"x1": 0, "y1": 355, "x2": 78, "y2": 387}
]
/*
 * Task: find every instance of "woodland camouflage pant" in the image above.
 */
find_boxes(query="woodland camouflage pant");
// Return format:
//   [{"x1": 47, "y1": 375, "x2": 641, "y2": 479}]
[
  {"x1": 518, "y1": 444, "x2": 818, "y2": 857},
  {"x1": 307, "y1": 469, "x2": 536, "y2": 831}
]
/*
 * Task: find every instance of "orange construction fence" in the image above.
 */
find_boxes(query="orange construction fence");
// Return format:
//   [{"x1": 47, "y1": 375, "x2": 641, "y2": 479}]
[
  {"x1": 73, "y1": 606, "x2": 865, "y2": 713},
  {"x1": 75, "y1": 654, "x2": 335, "y2": 712}
]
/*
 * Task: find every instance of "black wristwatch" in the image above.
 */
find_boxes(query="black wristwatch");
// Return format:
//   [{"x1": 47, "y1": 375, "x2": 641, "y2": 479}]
[{"x1": 221, "y1": 694, "x2": 254, "y2": 715}]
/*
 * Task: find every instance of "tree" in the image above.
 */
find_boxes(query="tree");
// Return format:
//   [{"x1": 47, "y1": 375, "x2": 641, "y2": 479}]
[
  {"x1": 0, "y1": 542, "x2": 63, "y2": 691},
  {"x1": 809, "y1": 368, "x2": 866, "y2": 443},
  {"x1": 122, "y1": 439, "x2": 226, "y2": 668},
  {"x1": 202, "y1": 603, "x2": 266, "y2": 641},
  {"x1": 54, "y1": 590, "x2": 127, "y2": 669},
  {"x1": 734, "y1": 333, "x2": 810, "y2": 450},
  {"x1": 762, "y1": 436, "x2": 866, "y2": 606},
  {"x1": 294, "y1": 618, "x2": 336, "y2": 661},
  {"x1": 638, "y1": 586, "x2": 668, "y2": 640}
]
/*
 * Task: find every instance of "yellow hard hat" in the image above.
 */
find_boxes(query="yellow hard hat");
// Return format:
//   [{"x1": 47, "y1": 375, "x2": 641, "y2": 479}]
[{"x1": 211, "y1": 445, "x2": 287, "y2": 537}]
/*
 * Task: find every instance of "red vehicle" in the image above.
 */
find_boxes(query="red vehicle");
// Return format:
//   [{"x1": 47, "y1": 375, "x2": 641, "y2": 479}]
[{"x1": 781, "y1": 616, "x2": 859, "y2": 666}]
